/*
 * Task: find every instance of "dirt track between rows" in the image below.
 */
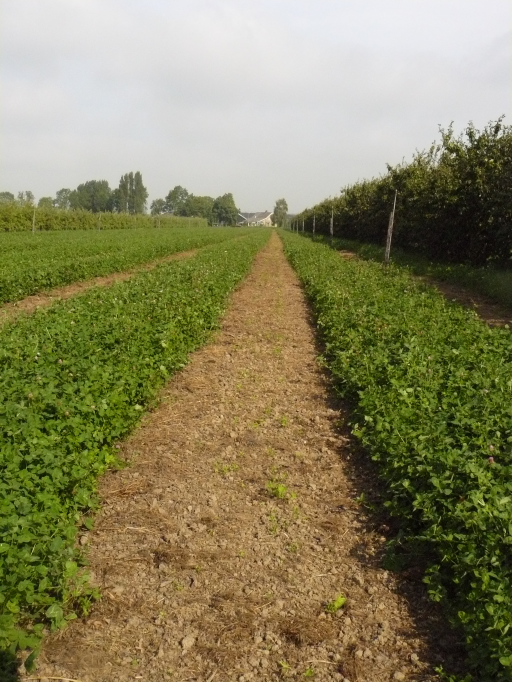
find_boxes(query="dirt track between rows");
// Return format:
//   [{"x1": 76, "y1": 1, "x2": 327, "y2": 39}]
[
  {"x1": 25, "y1": 233, "x2": 462, "y2": 682},
  {"x1": 0, "y1": 249, "x2": 197, "y2": 327}
]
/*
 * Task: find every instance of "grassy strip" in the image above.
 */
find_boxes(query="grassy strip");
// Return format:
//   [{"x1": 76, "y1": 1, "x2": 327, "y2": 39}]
[
  {"x1": 0, "y1": 227, "x2": 247, "y2": 304},
  {"x1": 311, "y1": 234, "x2": 512, "y2": 311},
  {"x1": 281, "y1": 231, "x2": 512, "y2": 681},
  {"x1": 0, "y1": 230, "x2": 270, "y2": 658}
]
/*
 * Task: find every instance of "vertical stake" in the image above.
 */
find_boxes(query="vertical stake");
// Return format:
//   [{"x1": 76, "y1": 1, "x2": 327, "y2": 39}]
[
  {"x1": 32, "y1": 207, "x2": 36, "y2": 233},
  {"x1": 329, "y1": 208, "x2": 334, "y2": 242},
  {"x1": 302, "y1": 219, "x2": 304, "y2": 233},
  {"x1": 313, "y1": 213, "x2": 315, "y2": 235},
  {"x1": 384, "y1": 190, "x2": 398, "y2": 266}
]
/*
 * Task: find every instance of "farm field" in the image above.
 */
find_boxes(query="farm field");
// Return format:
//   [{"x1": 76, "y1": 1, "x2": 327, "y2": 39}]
[
  {"x1": 0, "y1": 226, "x2": 248, "y2": 305},
  {"x1": 2, "y1": 229, "x2": 511, "y2": 681},
  {"x1": 16, "y1": 233, "x2": 463, "y2": 682},
  {"x1": 312, "y1": 234, "x2": 512, "y2": 317},
  {"x1": 0, "y1": 230, "x2": 269, "y2": 673}
]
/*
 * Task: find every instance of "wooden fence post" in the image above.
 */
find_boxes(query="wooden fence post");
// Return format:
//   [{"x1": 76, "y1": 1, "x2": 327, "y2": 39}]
[
  {"x1": 32, "y1": 207, "x2": 36, "y2": 233},
  {"x1": 384, "y1": 190, "x2": 398, "y2": 265},
  {"x1": 312, "y1": 213, "x2": 315, "y2": 235},
  {"x1": 329, "y1": 208, "x2": 334, "y2": 242}
]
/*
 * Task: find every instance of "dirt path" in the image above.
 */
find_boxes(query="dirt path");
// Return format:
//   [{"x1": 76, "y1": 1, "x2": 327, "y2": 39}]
[
  {"x1": 0, "y1": 249, "x2": 197, "y2": 327},
  {"x1": 25, "y1": 233, "x2": 460, "y2": 682}
]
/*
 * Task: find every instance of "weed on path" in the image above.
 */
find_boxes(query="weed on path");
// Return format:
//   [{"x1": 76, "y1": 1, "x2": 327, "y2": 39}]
[{"x1": 24, "y1": 233, "x2": 461, "y2": 681}]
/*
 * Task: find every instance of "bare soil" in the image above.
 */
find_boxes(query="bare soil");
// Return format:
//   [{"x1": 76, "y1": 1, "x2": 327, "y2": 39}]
[
  {"x1": 23, "y1": 234, "x2": 463, "y2": 682},
  {"x1": 0, "y1": 249, "x2": 197, "y2": 326}
]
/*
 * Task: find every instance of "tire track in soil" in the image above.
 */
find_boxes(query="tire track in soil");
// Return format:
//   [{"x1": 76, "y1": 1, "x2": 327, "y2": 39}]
[
  {"x1": 25, "y1": 233, "x2": 462, "y2": 682},
  {"x1": 0, "y1": 249, "x2": 198, "y2": 327}
]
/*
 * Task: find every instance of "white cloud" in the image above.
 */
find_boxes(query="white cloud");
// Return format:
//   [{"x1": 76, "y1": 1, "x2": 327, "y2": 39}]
[{"x1": 1, "y1": 0, "x2": 510, "y2": 211}]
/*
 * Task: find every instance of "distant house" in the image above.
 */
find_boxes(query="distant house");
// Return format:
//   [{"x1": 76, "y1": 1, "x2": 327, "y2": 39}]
[{"x1": 237, "y1": 211, "x2": 273, "y2": 226}]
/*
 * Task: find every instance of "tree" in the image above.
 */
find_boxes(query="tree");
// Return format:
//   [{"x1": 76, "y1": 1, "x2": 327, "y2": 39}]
[
  {"x1": 54, "y1": 188, "x2": 71, "y2": 210},
  {"x1": 69, "y1": 180, "x2": 112, "y2": 212},
  {"x1": 115, "y1": 174, "x2": 130, "y2": 213},
  {"x1": 183, "y1": 194, "x2": 214, "y2": 222},
  {"x1": 165, "y1": 185, "x2": 189, "y2": 214},
  {"x1": 38, "y1": 197, "x2": 54, "y2": 209},
  {"x1": 132, "y1": 171, "x2": 148, "y2": 214},
  {"x1": 272, "y1": 198, "x2": 288, "y2": 227},
  {"x1": 212, "y1": 193, "x2": 238, "y2": 225},
  {"x1": 0, "y1": 191, "x2": 15, "y2": 204},
  {"x1": 150, "y1": 198, "x2": 167, "y2": 216},
  {"x1": 17, "y1": 191, "x2": 35, "y2": 206},
  {"x1": 115, "y1": 172, "x2": 148, "y2": 214}
]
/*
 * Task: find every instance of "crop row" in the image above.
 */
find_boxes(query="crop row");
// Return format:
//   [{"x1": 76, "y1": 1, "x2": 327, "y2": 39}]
[
  {"x1": 0, "y1": 227, "x2": 248, "y2": 305},
  {"x1": 0, "y1": 229, "x2": 270, "y2": 658},
  {"x1": 311, "y1": 234, "x2": 512, "y2": 311},
  {"x1": 0, "y1": 203, "x2": 207, "y2": 232},
  {"x1": 281, "y1": 231, "x2": 512, "y2": 681}
]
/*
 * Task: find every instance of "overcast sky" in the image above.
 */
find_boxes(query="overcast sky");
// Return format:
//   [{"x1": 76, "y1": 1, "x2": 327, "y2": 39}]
[{"x1": 2, "y1": 0, "x2": 511, "y2": 213}]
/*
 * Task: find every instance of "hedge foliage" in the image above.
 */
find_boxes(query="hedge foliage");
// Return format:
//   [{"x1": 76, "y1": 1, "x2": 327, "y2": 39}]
[
  {"x1": 282, "y1": 231, "x2": 512, "y2": 680},
  {"x1": 0, "y1": 204, "x2": 207, "y2": 232},
  {"x1": 295, "y1": 118, "x2": 512, "y2": 267}
]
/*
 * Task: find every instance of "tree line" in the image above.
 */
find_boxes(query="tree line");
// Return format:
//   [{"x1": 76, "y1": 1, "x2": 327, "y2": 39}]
[
  {"x1": 294, "y1": 117, "x2": 512, "y2": 267},
  {"x1": 1, "y1": 176, "x2": 242, "y2": 225},
  {"x1": 0, "y1": 172, "x2": 148, "y2": 215},
  {"x1": 150, "y1": 186, "x2": 239, "y2": 225}
]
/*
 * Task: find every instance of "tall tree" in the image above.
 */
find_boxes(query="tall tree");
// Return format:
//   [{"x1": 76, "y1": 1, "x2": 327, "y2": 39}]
[
  {"x1": 0, "y1": 191, "x2": 15, "y2": 204},
  {"x1": 17, "y1": 191, "x2": 35, "y2": 206},
  {"x1": 132, "y1": 171, "x2": 148, "y2": 214},
  {"x1": 212, "y1": 193, "x2": 238, "y2": 225},
  {"x1": 272, "y1": 198, "x2": 288, "y2": 227},
  {"x1": 183, "y1": 194, "x2": 214, "y2": 222},
  {"x1": 115, "y1": 172, "x2": 148, "y2": 214},
  {"x1": 165, "y1": 185, "x2": 189, "y2": 214},
  {"x1": 115, "y1": 174, "x2": 130, "y2": 213},
  {"x1": 69, "y1": 180, "x2": 112, "y2": 212},
  {"x1": 150, "y1": 198, "x2": 167, "y2": 215},
  {"x1": 54, "y1": 188, "x2": 71, "y2": 210},
  {"x1": 38, "y1": 197, "x2": 54, "y2": 209}
]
